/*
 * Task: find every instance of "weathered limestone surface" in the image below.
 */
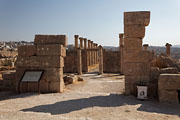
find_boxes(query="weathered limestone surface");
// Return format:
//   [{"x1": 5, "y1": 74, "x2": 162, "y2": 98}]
[
  {"x1": 158, "y1": 90, "x2": 179, "y2": 103},
  {"x1": 124, "y1": 38, "x2": 142, "y2": 52},
  {"x1": 123, "y1": 11, "x2": 151, "y2": 95},
  {"x1": 103, "y1": 50, "x2": 121, "y2": 73},
  {"x1": 64, "y1": 50, "x2": 77, "y2": 73},
  {"x1": 124, "y1": 24, "x2": 145, "y2": 38},
  {"x1": 18, "y1": 45, "x2": 36, "y2": 57},
  {"x1": 15, "y1": 35, "x2": 67, "y2": 93},
  {"x1": 124, "y1": 51, "x2": 153, "y2": 63},
  {"x1": 37, "y1": 44, "x2": 66, "y2": 56},
  {"x1": 158, "y1": 74, "x2": 180, "y2": 103},
  {"x1": 124, "y1": 11, "x2": 150, "y2": 26},
  {"x1": 34, "y1": 35, "x2": 67, "y2": 46}
]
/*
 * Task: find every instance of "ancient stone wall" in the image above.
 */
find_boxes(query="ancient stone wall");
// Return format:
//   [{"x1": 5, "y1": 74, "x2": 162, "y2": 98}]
[
  {"x1": 103, "y1": 50, "x2": 121, "y2": 73},
  {"x1": 15, "y1": 35, "x2": 67, "y2": 93},
  {"x1": 64, "y1": 50, "x2": 77, "y2": 73},
  {"x1": 64, "y1": 35, "x2": 99, "y2": 74}
]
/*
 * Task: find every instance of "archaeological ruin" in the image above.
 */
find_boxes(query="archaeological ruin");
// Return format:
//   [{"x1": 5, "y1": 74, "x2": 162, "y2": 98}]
[{"x1": 1, "y1": 11, "x2": 180, "y2": 104}]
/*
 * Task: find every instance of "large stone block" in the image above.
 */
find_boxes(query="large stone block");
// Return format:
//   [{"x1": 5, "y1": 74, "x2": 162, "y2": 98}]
[
  {"x1": 34, "y1": 35, "x2": 67, "y2": 46},
  {"x1": 124, "y1": 62, "x2": 151, "y2": 76},
  {"x1": 158, "y1": 74, "x2": 180, "y2": 90},
  {"x1": 124, "y1": 24, "x2": 145, "y2": 38},
  {"x1": 15, "y1": 56, "x2": 39, "y2": 68},
  {"x1": 37, "y1": 45, "x2": 66, "y2": 57},
  {"x1": 37, "y1": 56, "x2": 64, "y2": 68},
  {"x1": 39, "y1": 80, "x2": 49, "y2": 93},
  {"x1": 49, "y1": 81, "x2": 64, "y2": 93},
  {"x1": 43, "y1": 68, "x2": 64, "y2": 82},
  {"x1": 158, "y1": 90, "x2": 179, "y2": 103},
  {"x1": 16, "y1": 56, "x2": 64, "y2": 68},
  {"x1": 18, "y1": 45, "x2": 36, "y2": 57},
  {"x1": 125, "y1": 75, "x2": 150, "y2": 84},
  {"x1": 124, "y1": 38, "x2": 142, "y2": 52},
  {"x1": 124, "y1": 51, "x2": 153, "y2": 63},
  {"x1": 28, "y1": 83, "x2": 38, "y2": 92},
  {"x1": 124, "y1": 11, "x2": 150, "y2": 26}
]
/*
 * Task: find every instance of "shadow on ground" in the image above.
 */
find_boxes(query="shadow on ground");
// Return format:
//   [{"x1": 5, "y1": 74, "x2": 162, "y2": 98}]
[{"x1": 21, "y1": 94, "x2": 180, "y2": 116}]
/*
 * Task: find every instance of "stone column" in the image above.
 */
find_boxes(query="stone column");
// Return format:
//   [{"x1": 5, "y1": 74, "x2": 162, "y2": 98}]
[
  {"x1": 119, "y1": 33, "x2": 124, "y2": 74},
  {"x1": 88, "y1": 40, "x2": 91, "y2": 66},
  {"x1": 99, "y1": 45, "x2": 103, "y2": 74},
  {"x1": 94, "y1": 43, "x2": 98, "y2": 64},
  {"x1": 79, "y1": 37, "x2": 84, "y2": 49},
  {"x1": 91, "y1": 41, "x2": 94, "y2": 65},
  {"x1": 143, "y1": 44, "x2": 149, "y2": 50},
  {"x1": 77, "y1": 48, "x2": 82, "y2": 75},
  {"x1": 84, "y1": 38, "x2": 87, "y2": 49},
  {"x1": 165, "y1": 43, "x2": 172, "y2": 57},
  {"x1": 74, "y1": 35, "x2": 79, "y2": 48}
]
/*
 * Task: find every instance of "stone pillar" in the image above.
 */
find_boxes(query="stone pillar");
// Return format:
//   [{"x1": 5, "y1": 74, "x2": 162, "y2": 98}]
[
  {"x1": 93, "y1": 43, "x2": 96, "y2": 65},
  {"x1": 94, "y1": 43, "x2": 98, "y2": 64},
  {"x1": 123, "y1": 11, "x2": 151, "y2": 95},
  {"x1": 99, "y1": 45, "x2": 103, "y2": 74},
  {"x1": 74, "y1": 35, "x2": 79, "y2": 48},
  {"x1": 79, "y1": 37, "x2": 84, "y2": 49},
  {"x1": 84, "y1": 38, "x2": 87, "y2": 49},
  {"x1": 77, "y1": 48, "x2": 82, "y2": 75},
  {"x1": 88, "y1": 40, "x2": 91, "y2": 66},
  {"x1": 91, "y1": 41, "x2": 94, "y2": 65},
  {"x1": 119, "y1": 33, "x2": 124, "y2": 74},
  {"x1": 165, "y1": 43, "x2": 172, "y2": 57},
  {"x1": 143, "y1": 44, "x2": 149, "y2": 51}
]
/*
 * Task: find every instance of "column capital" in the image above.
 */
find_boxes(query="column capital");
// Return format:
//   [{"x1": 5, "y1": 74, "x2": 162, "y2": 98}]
[
  {"x1": 165, "y1": 43, "x2": 172, "y2": 47},
  {"x1": 74, "y1": 35, "x2": 79, "y2": 38},
  {"x1": 79, "y1": 37, "x2": 84, "y2": 40},
  {"x1": 83, "y1": 38, "x2": 87, "y2": 41},
  {"x1": 119, "y1": 33, "x2": 124, "y2": 39},
  {"x1": 143, "y1": 44, "x2": 149, "y2": 47}
]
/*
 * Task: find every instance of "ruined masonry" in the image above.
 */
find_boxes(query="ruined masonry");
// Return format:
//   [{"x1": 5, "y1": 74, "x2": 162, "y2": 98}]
[
  {"x1": 64, "y1": 35, "x2": 100, "y2": 73},
  {"x1": 15, "y1": 35, "x2": 67, "y2": 93},
  {"x1": 123, "y1": 11, "x2": 153, "y2": 95}
]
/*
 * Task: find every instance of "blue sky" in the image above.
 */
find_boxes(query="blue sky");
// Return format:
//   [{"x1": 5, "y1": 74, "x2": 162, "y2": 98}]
[{"x1": 0, "y1": 0, "x2": 180, "y2": 46}]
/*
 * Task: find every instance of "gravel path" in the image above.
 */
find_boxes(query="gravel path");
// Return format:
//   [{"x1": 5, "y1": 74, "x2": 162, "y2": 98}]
[{"x1": 0, "y1": 73, "x2": 180, "y2": 120}]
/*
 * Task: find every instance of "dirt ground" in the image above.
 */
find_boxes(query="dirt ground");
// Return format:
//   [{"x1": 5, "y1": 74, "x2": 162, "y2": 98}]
[{"x1": 0, "y1": 73, "x2": 180, "y2": 120}]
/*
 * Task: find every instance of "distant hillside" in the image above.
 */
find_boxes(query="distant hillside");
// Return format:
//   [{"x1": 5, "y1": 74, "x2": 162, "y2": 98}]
[
  {"x1": 172, "y1": 45, "x2": 180, "y2": 48},
  {"x1": 103, "y1": 45, "x2": 180, "y2": 60}
]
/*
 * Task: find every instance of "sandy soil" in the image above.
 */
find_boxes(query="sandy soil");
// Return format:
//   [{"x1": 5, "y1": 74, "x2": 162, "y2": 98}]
[{"x1": 0, "y1": 73, "x2": 180, "y2": 120}]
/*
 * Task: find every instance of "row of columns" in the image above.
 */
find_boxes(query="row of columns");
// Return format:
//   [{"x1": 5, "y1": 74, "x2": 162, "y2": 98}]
[
  {"x1": 74, "y1": 35, "x2": 99, "y2": 65},
  {"x1": 74, "y1": 35, "x2": 103, "y2": 75},
  {"x1": 142, "y1": 43, "x2": 172, "y2": 57}
]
